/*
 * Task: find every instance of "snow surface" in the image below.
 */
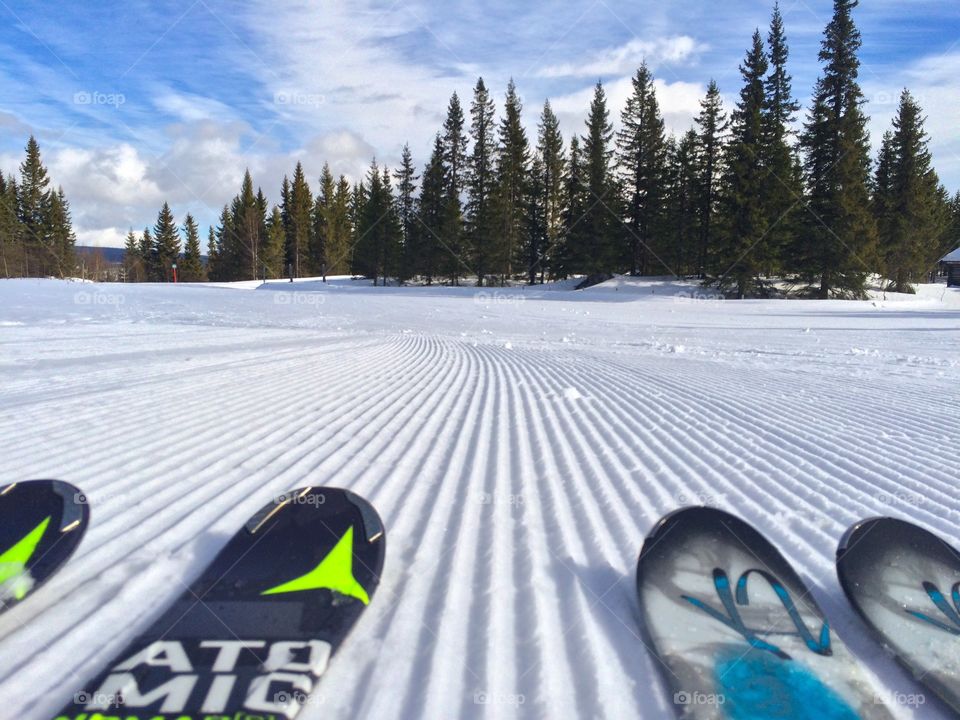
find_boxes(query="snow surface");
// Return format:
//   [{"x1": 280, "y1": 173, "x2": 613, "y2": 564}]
[{"x1": 0, "y1": 276, "x2": 958, "y2": 719}]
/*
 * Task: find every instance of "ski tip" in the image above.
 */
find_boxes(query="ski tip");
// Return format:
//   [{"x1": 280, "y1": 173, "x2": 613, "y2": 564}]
[
  {"x1": 836, "y1": 516, "x2": 894, "y2": 558},
  {"x1": 245, "y1": 486, "x2": 385, "y2": 546}
]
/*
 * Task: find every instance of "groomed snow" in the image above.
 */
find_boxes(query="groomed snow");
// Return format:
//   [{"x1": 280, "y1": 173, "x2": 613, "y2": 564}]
[{"x1": 0, "y1": 276, "x2": 958, "y2": 719}]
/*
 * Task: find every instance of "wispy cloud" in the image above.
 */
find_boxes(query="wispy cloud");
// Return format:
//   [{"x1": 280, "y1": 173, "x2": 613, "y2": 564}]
[{"x1": 539, "y1": 36, "x2": 704, "y2": 78}]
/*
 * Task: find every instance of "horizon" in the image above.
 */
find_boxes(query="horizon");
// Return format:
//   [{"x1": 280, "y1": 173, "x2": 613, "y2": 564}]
[{"x1": 1, "y1": 0, "x2": 958, "y2": 248}]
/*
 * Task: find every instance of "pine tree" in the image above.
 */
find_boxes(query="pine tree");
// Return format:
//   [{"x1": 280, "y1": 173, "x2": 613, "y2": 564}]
[
  {"x1": 123, "y1": 229, "x2": 142, "y2": 282},
  {"x1": 394, "y1": 145, "x2": 419, "y2": 283},
  {"x1": 694, "y1": 81, "x2": 727, "y2": 278},
  {"x1": 153, "y1": 202, "x2": 181, "y2": 282},
  {"x1": 415, "y1": 135, "x2": 448, "y2": 284},
  {"x1": 441, "y1": 93, "x2": 468, "y2": 284},
  {"x1": 206, "y1": 226, "x2": 222, "y2": 281},
  {"x1": 328, "y1": 176, "x2": 353, "y2": 276},
  {"x1": 353, "y1": 160, "x2": 402, "y2": 285},
  {"x1": 285, "y1": 162, "x2": 313, "y2": 278},
  {"x1": 263, "y1": 206, "x2": 286, "y2": 278},
  {"x1": 529, "y1": 100, "x2": 566, "y2": 283},
  {"x1": 492, "y1": 79, "x2": 530, "y2": 282},
  {"x1": 17, "y1": 136, "x2": 53, "y2": 275},
  {"x1": 664, "y1": 130, "x2": 701, "y2": 276},
  {"x1": 717, "y1": 30, "x2": 771, "y2": 297},
  {"x1": 578, "y1": 81, "x2": 618, "y2": 274},
  {"x1": 45, "y1": 187, "x2": 76, "y2": 278},
  {"x1": 556, "y1": 135, "x2": 587, "y2": 278},
  {"x1": 0, "y1": 173, "x2": 22, "y2": 277},
  {"x1": 878, "y1": 90, "x2": 946, "y2": 292},
  {"x1": 762, "y1": 3, "x2": 803, "y2": 276},
  {"x1": 618, "y1": 62, "x2": 668, "y2": 276},
  {"x1": 228, "y1": 170, "x2": 264, "y2": 280},
  {"x1": 313, "y1": 163, "x2": 336, "y2": 277},
  {"x1": 180, "y1": 214, "x2": 205, "y2": 282},
  {"x1": 800, "y1": 0, "x2": 877, "y2": 298},
  {"x1": 467, "y1": 78, "x2": 497, "y2": 285},
  {"x1": 139, "y1": 226, "x2": 155, "y2": 279},
  {"x1": 212, "y1": 206, "x2": 234, "y2": 282}
]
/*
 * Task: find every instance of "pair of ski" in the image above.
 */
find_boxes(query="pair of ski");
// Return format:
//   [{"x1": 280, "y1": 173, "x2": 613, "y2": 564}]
[
  {"x1": 1, "y1": 480, "x2": 385, "y2": 719},
  {"x1": 638, "y1": 507, "x2": 960, "y2": 718}
]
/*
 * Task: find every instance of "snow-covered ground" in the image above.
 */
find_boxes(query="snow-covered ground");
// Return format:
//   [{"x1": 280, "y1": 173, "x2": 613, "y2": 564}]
[{"x1": 0, "y1": 276, "x2": 958, "y2": 719}]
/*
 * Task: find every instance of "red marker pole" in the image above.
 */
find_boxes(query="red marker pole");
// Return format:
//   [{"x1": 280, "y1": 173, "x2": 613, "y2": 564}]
[{"x1": 172, "y1": 262, "x2": 178, "y2": 283}]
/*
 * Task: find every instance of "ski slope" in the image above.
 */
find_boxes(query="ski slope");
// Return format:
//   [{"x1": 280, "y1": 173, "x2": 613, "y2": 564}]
[{"x1": 0, "y1": 276, "x2": 958, "y2": 719}]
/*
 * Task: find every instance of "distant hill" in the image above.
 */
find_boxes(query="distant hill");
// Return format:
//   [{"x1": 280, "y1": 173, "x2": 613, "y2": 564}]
[
  {"x1": 75, "y1": 246, "x2": 207, "y2": 263},
  {"x1": 76, "y1": 246, "x2": 125, "y2": 263}
]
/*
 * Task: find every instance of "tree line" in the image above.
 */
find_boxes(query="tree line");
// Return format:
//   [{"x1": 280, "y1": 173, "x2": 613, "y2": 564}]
[
  {"x1": 3, "y1": 1, "x2": 959, "y2": 297},
  {"x1": 0, "y1": 137, "x2": 77, "y2": 278}
]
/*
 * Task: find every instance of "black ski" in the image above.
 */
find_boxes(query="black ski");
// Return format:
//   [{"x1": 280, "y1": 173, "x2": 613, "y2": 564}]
[
  {"x1": 56, "y1": 486, "x2": 385, "y2": 720},
  {"x1": 636, "y1": 506, "x2": 893, "y2": 719},
  {"x1": 838, "y1": 516, "x2": 960, "y2": 713},
  {"x1": 0, "y1": 479, "x2": 89, "y2": 613}
]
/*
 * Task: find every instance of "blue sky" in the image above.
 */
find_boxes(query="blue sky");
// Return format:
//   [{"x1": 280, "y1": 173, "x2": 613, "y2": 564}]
[{"x1": 1, "y1": 0, "x2": 957, "y2": 247}]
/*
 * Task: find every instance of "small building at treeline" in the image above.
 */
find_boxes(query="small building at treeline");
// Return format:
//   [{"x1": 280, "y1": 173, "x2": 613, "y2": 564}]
[{"x1": 941, "y1": 247, "x2": 960, "y2": 287}]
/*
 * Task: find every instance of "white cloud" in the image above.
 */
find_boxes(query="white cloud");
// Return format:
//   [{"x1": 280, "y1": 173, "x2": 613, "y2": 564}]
[
  {"x1": 538, "y1": 36, "x2": 704, "y2": 79},
  {"x1": 550, "y1": 76, "x2": 706, "y2": 141},
  {"x1": 863, "y1": 50, "x2": 960, "y2": 190}
]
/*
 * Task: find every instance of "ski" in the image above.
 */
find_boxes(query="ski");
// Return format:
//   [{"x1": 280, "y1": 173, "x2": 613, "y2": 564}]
[
  {"x1": 56, "y1": 486, "x2": 385, "y2": 720},
  {"x1": 0, "y1": 479, "x2": 89, "y2": 613},
  {"x1": 838, "y1": 516, "x2": 960, "y2": 713},
  {"x1": 636, "y1": 506, "x2": 894, "y2": 719}
]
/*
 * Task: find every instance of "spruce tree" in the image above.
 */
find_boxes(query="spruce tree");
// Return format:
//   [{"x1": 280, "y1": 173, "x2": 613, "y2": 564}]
[
  {"x1": 206, "y1": 226, "x2": 222, "y2": 281},
  {"x1": 328, "y1": 176, "x2": 353, "y2": 276},
  {"x1": 492, "y1": 79, "x2": 530, "y2": 282},
  {"x1": 664, "y1": 130, "x2": 701, "y2": 276},
  {"x1": 0, "y1": 173, "x2": 22, "y2": 277},
  {"x1": 467, "y1": 78, "x2": 497, "y2": 285},
  {"x1": 530, "y1": 100, "x2": 566, "y2": 283},
  {"x1": 441, "y1": 93, "x2": 468, "y2": 284},
  {"x1": 263, "y1": 206, "x2": 286, "y2": 278},
  {"x1": 180, "y1": 214, "x2": 205, "y2": 282},
  {"x1": 229, "y1": 170, "x2": 264, "y2": 279},
  {"x1": 213, "y1": 206, "x2": 234, "y2": 281},
  {"x1": 17, "y1": 136, "x2": 52, "y2": 275},
  {"x1": 313, "y1": 163, "x2": 336, "y2": 277},
  {"x1": 694, "y1": 81, "x2": 727, "y2": 278},
  {"x1": 123, "y1": 229, "x2": 143, "y2": 282},
  {"x1": 139, "y1": 227, "x2": 155, "y2": 279},
  {"x1": 800, "y1": 0, "x2": 877, "y2": 298},
  {"x1": 45, "y1": 187, "x2": 76, "y2": 278},
  {"x1": 285, "y1": 163, "x2": 313, "y2": 278},
  {"x1": 153, "y1": 202, "x2": 181, "y2": 282},
  {"x1": 394, "y1": 145, "x2": 419, "y2": 283},
  {"x1": 878, "y1": 90, "x2": 946, "y2": 292},
  {"x1": 579, "y1": 81, "x2": 618, "y2": 274},
  {"x1": 556, "y1": 135, "x2": 587, "y2": 278},
  {"x1": 762, "y1": 3, "x2": 803, "y2": 276},
  {"x1": 415, "y1": 135, "x2": 448, "y2": 284},
  {"x1": 618, "y1": 62, "x2": 668, "y2": 276},
  {"x1": 717, "y1": 30, "x2": 770, "y2": 297}
]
